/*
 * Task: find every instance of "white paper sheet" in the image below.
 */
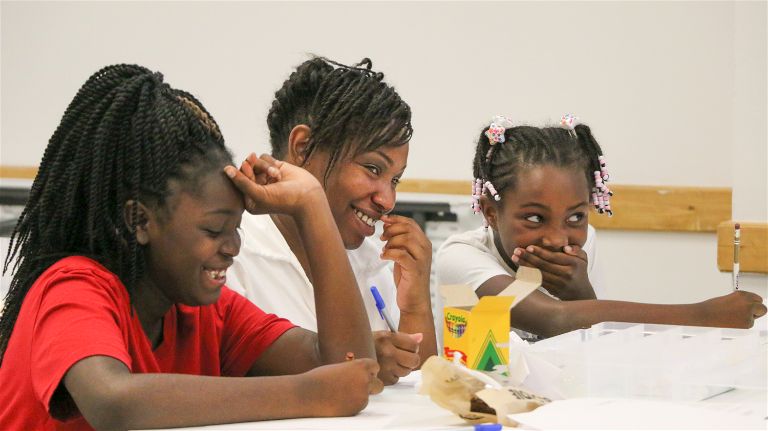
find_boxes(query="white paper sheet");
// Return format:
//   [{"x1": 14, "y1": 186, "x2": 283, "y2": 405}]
[{"x1": 508, "y1": 397, "x2": 765, "y2": 430}]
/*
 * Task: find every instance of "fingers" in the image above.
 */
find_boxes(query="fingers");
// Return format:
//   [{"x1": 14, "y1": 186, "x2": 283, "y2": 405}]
[
  {"x1": 378, "y1": 363, "x2": 412, "y2": 385},
  {"x1": 374, "y1": 331, "x2": 421, "y2": 385},
  {"x1": 378, "y1": 349, "x2": 417, "y2": 384},
  {"x1": 750, "y1": 295, "x2": 768, "y2": 318},
  {"x1": 721, "y1": 292, "x2": 767, "y2": 326},
  {"x1": 359, "y1": 358, "x2": 384, "y2": 395},
  {"x1": 522, "y1": 245, "x2": 587, "y2": 266},
  {"x1": 389, "y1": 331, "x2": 421, "y2": 354},
  {"x1": 513, "y1": 248, "x2": 570, "y2": 278},
  {"x1": 243, "y1": 153, "x2": 282, "y2": 183},
  {"x1": 379, "y1": 216, "x2": 431, "y2": 271},
  {"x1": 562, "y1": 244, "x2": 588, "y2": 260},
  {"x1": 382, "y1": 232, "x2": 431, "y2": 258},
  {"x1": 239, "y1": 159, "x2": 257, "y2": 183},
  {"x1": 224, "y1": 165, "x2": 265, "y2": 198},
  {"x1": 394, "y1": 349, "x2": 421, "y2": 370},
  {"x1": 755, "y1": 303, "x2": 767, "y2": 318},
  {"x1": 380, "y1": 213, "x2": 415, "y2": 227},
  {"x1": 380, "y1": 247, "x2": 417, "y2": 269},
  {"x1": 369, "y1": 375, "x2": 384, "y2": 394},
  {"x1": 732, "y1": 290, "x2": 767, "y2": 318},
  {"x1": 380, "y1": 216, "x2": 431, "y2": 248},
  {"x1": 738, "y1": 290, "x2": 764, "y2": 302},
  {"x1": 225, "y1": 155, "x2": 288, "y2": 214},
  {"x1": 258, "y1": 153, "x2": 282, "y2": 167}
]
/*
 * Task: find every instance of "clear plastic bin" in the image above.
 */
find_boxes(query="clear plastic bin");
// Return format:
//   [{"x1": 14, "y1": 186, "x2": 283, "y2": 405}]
[{"x1": 518, "y1": 322, "x2": 767, "y2": 401}]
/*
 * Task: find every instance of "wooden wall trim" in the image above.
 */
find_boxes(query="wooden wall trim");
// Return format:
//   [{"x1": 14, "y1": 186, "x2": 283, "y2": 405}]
[
  {"x1": 399, "y1": 179, "x2": 731, "y2": 232},
  {"x1": 0, "y1": 166, "x2": 37, "y2": 179},
  {"x1": 586, "y1": 184, "x2": 731, "y2": 233},
  {"x1": 399, "y1": 179, "x2": 468, "y2": 195},
  {"x1": 717, "y1": 221, "x2": 768, "y2": 274},
  {"x1": 1, "y1": 167, "x2": 733, "y2": 232}
]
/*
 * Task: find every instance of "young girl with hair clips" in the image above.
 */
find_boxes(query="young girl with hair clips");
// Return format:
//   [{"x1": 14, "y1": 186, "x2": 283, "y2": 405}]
[
  {"x1": 436, "y1": 115, "x2": 767, "y2": 338},
  {"x1": 0, "y1": 64, "x2": 382, "y2": 430},
  {"x1": 227, "y1": 56, "x2": 437, "y2": 385}
]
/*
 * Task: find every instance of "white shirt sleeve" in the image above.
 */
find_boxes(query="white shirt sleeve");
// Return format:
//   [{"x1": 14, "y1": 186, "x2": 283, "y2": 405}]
[
  {"x1": 227, "y1": 214, "x2": 319, "y2": 331},
  {"x1": 348, "y1": 237, "x2": 400, "y2": 332},
  {"x1": 436, "y1": 229, "x2": 513, "y2": 291},
  {"x1": 583, "y1": 224, "x2": 605, "y2": 298},
  {"x1": 438, "y1": 226, "x2": 603, "y2": 297}
]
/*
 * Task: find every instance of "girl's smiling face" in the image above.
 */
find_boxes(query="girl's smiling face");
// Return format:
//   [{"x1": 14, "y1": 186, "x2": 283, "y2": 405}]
[
  {"x1": 484, "y1": 165, "x2": 590, "y2": 261},
  {"x1": 139, "y1": 170, "x2": 244, "y2": 306},
  {"x1": 305, "y1": 143, "x2": 409, "y2": 250}
]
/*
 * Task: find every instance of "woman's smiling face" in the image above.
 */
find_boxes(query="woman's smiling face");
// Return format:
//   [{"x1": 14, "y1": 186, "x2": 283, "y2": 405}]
[
  {"x1": 486, "y1": 164, "x2": 590, "y2": 260},
  {"x1": 305, "y1": 143, "x2": 409, "y2": 250}
]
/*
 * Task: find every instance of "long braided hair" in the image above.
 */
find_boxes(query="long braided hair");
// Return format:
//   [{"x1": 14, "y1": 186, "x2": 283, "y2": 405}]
[
  {"x1": 267, "y1": 56, "x2": 412, "y2": 184},
  {"x1": 473, "y1": 123, "x2": 607, "y2": 205},
  {"x1": 0, "y1": 64, "x2": 231, "y2": 362}
]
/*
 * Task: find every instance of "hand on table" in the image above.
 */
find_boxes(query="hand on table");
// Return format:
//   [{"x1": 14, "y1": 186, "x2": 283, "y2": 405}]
[
  {"x1": 697, "y1": 291, "x2": 766, "y2": 328},
  {"x1": 300, "y1": 358, "x2": 383, "y2": 417},
  {"x1": 373, "y1": 330, "x2": 422, "y2": 385}
]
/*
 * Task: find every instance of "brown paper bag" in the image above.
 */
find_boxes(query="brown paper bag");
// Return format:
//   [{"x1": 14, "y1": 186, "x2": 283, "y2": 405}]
[{"x1": 419, "y1": 356, "x2": 550, "y2": 426}]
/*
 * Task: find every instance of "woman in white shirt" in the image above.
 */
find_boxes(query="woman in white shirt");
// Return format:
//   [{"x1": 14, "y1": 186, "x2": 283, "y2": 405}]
[{"x1": 228, "y1": 57, "x2": 437, "y2": 384}]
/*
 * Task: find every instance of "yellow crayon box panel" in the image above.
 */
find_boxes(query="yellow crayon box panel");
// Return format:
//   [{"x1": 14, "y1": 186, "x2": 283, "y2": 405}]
[{"x1": 440, "y1": 266, "x2": 542, "y2": 371}]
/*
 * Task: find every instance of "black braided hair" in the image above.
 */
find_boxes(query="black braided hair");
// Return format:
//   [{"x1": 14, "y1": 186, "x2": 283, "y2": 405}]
[
  {"x1": 267, "y1": 56, "x2": 412, "y2": 184},
  {"x1": 0, "y1": 64, "x2": 232, "y2": 363},
  {"x1": 472, "y1": 123, "x2": 606, "y2": 202}
]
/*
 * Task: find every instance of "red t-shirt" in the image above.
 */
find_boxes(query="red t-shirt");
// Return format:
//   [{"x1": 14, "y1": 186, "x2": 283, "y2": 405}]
[{"x1": 0, "y1": 256, "x2": 295, "y2": 430}]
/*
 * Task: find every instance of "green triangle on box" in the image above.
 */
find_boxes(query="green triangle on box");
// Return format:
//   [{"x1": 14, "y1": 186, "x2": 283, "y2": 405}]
[{"x1": 472, "y1": 331, "x2": 504, "y2": 371}]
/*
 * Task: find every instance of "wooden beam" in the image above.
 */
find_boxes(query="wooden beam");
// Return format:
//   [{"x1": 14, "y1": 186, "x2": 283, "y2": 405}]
[
  {"x1": 0, "y1": 166, "x2": 37, "y2": 179},
  {"x1": 400, "y1": 179, "x2": 731, "y2": 232},
  {"x1": 1, "y1": 168, "x2": 733, "y2": 233},
  {"x1": 399, "y1": 178, "x2": 469, "y2": 195},
  {"x1": 587, "y1": 184, "x2": 731, "y2": 233},
  {"x1": 717, "y1": 221, "x2": 768, "y2": 274}
]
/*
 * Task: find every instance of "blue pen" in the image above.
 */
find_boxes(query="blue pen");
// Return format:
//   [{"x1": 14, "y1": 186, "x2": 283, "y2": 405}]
[{"x1": 370, "y1": 285, "x2": 397, "y2": 332}]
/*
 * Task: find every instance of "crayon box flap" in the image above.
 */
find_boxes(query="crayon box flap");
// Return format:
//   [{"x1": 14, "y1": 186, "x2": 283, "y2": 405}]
[
  {"x1": 498, "y1": 266, "x2": 542, "y2": 308},
  {"x1": 439, "y1": 284, "x2": 479, "y2": 308},
  {"x1": 473, "y1": 295, "x2": 515, "y2": 313}
]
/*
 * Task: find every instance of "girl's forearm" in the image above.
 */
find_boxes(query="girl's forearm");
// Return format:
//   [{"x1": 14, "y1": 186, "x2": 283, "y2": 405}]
[
  {"x1": 551, "y1": 300, "x2": 704, "y2": 337},
  {"x1": 513, "y1": 292, "x2": 706, "y2": 338},
  {"x1": 294, "y1": 195, "x2": 376, "y2": 362},
  {"x1": 66, "y1": 360, "x2": 320, "y2": 430}
]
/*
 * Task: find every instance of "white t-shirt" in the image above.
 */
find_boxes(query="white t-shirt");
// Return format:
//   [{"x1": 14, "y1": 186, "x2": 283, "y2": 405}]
[
  {"x1": 436, "y1": 224, "x2": 604, "y2": 298},
  {"x1": 227, "y1": 213, "x2": 399, "y2": 332}
]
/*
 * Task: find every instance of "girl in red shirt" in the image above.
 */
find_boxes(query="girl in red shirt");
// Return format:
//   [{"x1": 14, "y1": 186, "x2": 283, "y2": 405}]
[{"x1": 0, "y1": 64, "x2": 381, "y2": 430}]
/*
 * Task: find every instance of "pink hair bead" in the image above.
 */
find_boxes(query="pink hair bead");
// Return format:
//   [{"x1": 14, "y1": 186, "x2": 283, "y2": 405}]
[
  {"x1": 484, "y1": 181, "x2": 501, "y2": 201},
  {"x1": 599, "y1": 156, "x2": 610, "y2": 181},
  {"x1": 471, "y1": 179, "x2": 484, "y2": 213}
]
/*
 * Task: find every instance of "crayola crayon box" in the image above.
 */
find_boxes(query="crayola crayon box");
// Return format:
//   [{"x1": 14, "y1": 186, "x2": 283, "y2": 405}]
[{"x1": 439, "y1": 266, "x2": 542, "y2": 371}]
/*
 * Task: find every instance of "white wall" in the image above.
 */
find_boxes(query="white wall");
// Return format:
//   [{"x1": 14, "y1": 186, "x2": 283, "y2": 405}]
[
  {"x1": 731, "y1": 1, "x2": 768, "y2": 303},
  {"x1": 1, "y1": 2, "x2": 766, "y2": 312}
]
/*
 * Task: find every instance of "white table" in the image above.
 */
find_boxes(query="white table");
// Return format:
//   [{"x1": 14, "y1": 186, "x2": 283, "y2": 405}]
[
  {"x1": 151, "y1": 372, "x2": 468, "y2": 431},
  {"x1": 151, "y1": 368, "x2": 766, "y2": 431}
]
